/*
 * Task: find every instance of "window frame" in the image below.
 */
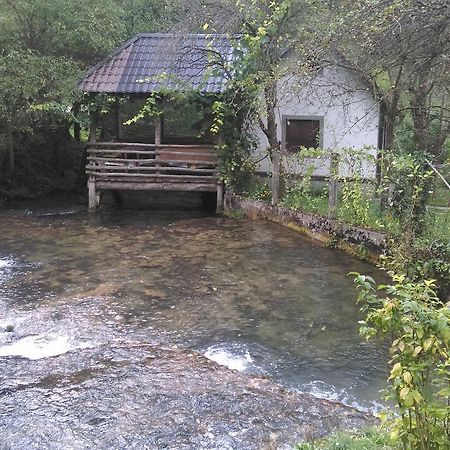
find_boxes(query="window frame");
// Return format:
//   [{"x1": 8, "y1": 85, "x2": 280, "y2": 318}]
[{"x1": 281, "y1": 115, "x2": 324, "y2": 153}]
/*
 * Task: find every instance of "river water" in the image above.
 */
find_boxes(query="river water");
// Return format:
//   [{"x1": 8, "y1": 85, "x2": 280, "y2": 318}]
[{"x1": 0, "y1": 194, "x2": 387, "y2": 449}]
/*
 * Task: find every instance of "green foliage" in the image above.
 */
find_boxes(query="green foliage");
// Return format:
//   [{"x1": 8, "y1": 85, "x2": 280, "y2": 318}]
[
  {"x1": 381, "y1": 152, "x2": 434, "y2": 236},
  {"x1": 123, "y1": 94, "x2": 162, "y2": 125},
  {"x1": 242, "y1": 178, "x2": 271, "y2": 201},
  {"x1": 0, "y1": 0, "x2": 182, "y2": 193},
  {"x1": 280, "y1": 182, "x2": 328, "y2": 215},
  {"x1": 351, "y1": 273, "x2": 450, "y2": 450},
  {"x1": 383, "y1": 233, "x2": 450, "y2": 302},
  {"x1": 295, "y1": 428, "x2": 395, "y2": 450},
  {"x1": 0, "y1": 49, "x2": 80, "y2": 122},
  {"x1": 279, "y1": 147, "x2": 328, "y2": 214},
  {"x1": 338, "y1": 180, "x2": 375, "y2": 229}
]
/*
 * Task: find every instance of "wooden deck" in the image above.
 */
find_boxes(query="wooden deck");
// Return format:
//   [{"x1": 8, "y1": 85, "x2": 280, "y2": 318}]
[{"x1": 86, "y1": 142, "x2": 223, "y2": 212}]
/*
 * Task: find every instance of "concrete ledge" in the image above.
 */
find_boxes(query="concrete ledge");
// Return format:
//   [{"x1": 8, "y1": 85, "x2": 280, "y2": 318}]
[{"x1": 225, "y1": 193, "x2": 386, "y2": 261}]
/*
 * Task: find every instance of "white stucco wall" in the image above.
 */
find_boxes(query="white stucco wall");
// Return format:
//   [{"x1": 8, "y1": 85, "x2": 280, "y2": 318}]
[{"x1": 253, "y1": 64, "x2": 380, "y2": 179}]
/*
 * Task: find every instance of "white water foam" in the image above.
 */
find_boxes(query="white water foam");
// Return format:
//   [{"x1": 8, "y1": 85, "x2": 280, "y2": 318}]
[
  {"x1": 204, "y1": 346, "x2": 253, "y2": 372},
  {"x1": 299, "y1": 380, "x2": 384, "y2": 414},
  {"x1": 0, "y1": 333, "x2": 92, "y2": 360},
  {"x1": 0, "y1": 258, "x2": 13, "y2": 269}
]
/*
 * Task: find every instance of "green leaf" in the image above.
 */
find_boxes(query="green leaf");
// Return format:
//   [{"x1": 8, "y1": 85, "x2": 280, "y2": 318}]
[
  {"x1": 403, "y1": 371, "x2": 412, "y2": 385},
  {"x1": 399, "y1": 386, "x2": 410, "y2": 400}
]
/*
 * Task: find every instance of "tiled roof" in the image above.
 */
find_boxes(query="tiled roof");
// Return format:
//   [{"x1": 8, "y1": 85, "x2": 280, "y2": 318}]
[{"x1": 78, "y1": 33, "x2": 236, "y2": 94}]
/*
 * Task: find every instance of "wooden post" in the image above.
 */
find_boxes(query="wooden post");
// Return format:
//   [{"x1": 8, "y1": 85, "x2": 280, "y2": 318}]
[
  {"x1": 114, "y1": 98, "x2": 121, "y2": 141},
  {"x1": 328, "y1": 152, "x2": 339, "y2": 218},
  {"x1": 88, "y1": 176, "x2": 99, "y2": 212},
  {"x1": 6, "y1": 120, "x2": 14, "y2": 172},
  {"x1": 271, "y1": 149, "x2": 280, "y2": 205},
  {"x1": 154, "y1": 114, "x2": 162, "y2": 145},
  {"x1": 216, "y1": 182, "x2": 224, "y2": 214},
  {"x1": 154, "y1": 113, "x2": 162, "y2": 173},
  {"x1": 89, "y1": 110, "x2": 98, "y2": 143}
]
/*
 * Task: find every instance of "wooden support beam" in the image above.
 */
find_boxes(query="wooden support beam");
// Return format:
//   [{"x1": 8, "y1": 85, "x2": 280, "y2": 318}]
[
  {"x1": 154, "y1": 114, "x2": 162, "y2": 173},
  {"x1": 114, "y1": 98, "x2": 121, "y2": 141},
  {"x1": 88, "y1": 176, "x2": 99, "y2": 212},
  {"x1": 154, "y1": 114, "x2": 162, "y2": 145},
  {"x1": 216, "y1": 182, "x2": 224, "y2": 214}
]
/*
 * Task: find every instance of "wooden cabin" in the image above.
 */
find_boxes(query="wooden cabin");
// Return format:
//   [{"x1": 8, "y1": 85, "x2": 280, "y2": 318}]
[{"x1": 78, "y1": 33, "x2": 235, "y2": 212}]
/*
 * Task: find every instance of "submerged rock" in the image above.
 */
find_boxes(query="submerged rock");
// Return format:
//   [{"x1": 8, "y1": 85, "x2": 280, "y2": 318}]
[{"x1": 0, "y1": 344, "x2": 375, "y2": 450}]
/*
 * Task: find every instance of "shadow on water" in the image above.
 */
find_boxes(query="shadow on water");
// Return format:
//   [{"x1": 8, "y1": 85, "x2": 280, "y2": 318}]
[{"x1": 0, "y1": 192, "x2": 388, "y2": 447}]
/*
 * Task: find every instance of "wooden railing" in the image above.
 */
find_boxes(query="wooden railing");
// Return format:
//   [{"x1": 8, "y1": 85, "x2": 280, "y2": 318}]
[{"x1": 86, "y1": 142, "x2": 219, "y2": 183}]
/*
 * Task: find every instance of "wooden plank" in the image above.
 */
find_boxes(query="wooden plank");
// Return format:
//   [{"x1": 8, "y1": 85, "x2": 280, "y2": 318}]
[
  {"x1": 89, "y1": 142, "x2": 215, "y2": 149},
  {"x1": 89, "y1": 142, "x2": 156, "y2": 148},
  {"x1": 87, "y1": 150, "x2": 217, "y2": 158},
  {"x1": 86, "y1": 171, "x2": 218, "y2": 180},
  {"x1": 96, "y1": 181, "x2": 218, "y2": 192},
  {"x1": 157, "y1": 144, "x2": 215, "y2": 149},
  {"x1": 87, "y1": 149, "x2": 157, "y2": 155},
  {"x1": 86, "y1": 165, "x2": 217, "y2": 174},
  {"x1": 88, "y1": 157, "x2": 217, "y2": 166},
  {"x1": 88, "y1": 157, "x2": 156, "y2": 163},
  {"x1": 158, "y1": 151, "x2": 218, "y2": 158}
]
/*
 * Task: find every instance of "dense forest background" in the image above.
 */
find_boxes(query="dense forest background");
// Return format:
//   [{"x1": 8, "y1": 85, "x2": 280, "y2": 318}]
[
  {"x1": 0, "y1": 0, "x2": 185, "y2": 201},
  {"x1": 0, "y1": 0, "x2": 448, "y2": 202}
]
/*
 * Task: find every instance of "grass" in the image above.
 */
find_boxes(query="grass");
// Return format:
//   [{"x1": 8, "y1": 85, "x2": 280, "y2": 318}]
[{"x1": 295, "y1": 428, "x2": 396, "y2": 450}]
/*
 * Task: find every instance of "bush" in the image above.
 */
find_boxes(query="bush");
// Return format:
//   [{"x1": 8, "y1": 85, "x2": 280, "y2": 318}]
[{"x1": 351, "y1": 273, "x2": 450, "y2": 450}]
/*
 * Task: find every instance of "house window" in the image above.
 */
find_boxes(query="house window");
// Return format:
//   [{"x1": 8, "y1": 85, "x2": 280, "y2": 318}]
[{"x1": 285, "y1": 118, "x2": 321, "y2": 152}]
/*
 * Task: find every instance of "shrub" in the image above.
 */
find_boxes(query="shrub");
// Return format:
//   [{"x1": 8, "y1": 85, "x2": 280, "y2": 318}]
[{"x1": 351, "y1": 273, "x2": 450, "y2": 450}]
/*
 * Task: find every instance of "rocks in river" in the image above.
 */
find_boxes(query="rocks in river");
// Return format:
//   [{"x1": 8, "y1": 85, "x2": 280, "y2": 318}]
[
  {"x1": 4, "y1": 325, "x2": 14, "y2": 332},
  {"x1": 143, "y1": 288, "x2": 167, "y2": 299},
  {"x1": 0, "y1": 344, "x2": 376, "y2": 449},
  {"x1": 76, "y1": 282, "x2": 121, "y2": 298}
]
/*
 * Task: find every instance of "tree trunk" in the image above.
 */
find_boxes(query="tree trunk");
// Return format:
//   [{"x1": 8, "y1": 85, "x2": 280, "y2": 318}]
[
  {"x1": 263, "y1": 79, "x2": 281, "y2": 204},
  {"x1": 73, "y1": 102, "x2": 81, "y2": 142},
  {"x1": 6, "y1": 120, "x2": 14, "y2": 172},
  {"x1": 89, "y1": 110, "x2": 98, "y2": 143}
]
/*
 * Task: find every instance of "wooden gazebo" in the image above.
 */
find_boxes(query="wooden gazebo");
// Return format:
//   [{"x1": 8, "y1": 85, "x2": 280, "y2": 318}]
[{"x1": 78, "y1": 33, "x2": 235, "y2": 212}]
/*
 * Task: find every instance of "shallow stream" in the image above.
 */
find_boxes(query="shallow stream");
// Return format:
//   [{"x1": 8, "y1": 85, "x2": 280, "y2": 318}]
[{"x1": 0, "y1": 194, "x2": 387, "y2": 448}]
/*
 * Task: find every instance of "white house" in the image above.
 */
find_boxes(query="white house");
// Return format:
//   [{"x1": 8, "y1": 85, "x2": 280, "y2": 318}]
[{"x1": 253, "y1": 62, "x2": 380, "y2": 180}]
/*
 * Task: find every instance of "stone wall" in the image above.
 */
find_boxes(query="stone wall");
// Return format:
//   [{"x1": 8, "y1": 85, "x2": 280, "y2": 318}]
[{"x1": 225, "y1": 193, "x2": 385, "y2": 261}]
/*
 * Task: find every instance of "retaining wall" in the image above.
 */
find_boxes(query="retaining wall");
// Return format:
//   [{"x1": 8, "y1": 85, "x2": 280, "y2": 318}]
[{"x1": 225, "y1": 193, "x2": 386, "y2": 261}]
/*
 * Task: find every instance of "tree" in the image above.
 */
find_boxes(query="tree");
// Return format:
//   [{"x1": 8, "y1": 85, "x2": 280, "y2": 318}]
[
  {"x1": 334, "y1": 0, "x2": 450, "y2": 160},
  {"x1": 189, "y1": 0, "x2": 331, "y2": 202}
]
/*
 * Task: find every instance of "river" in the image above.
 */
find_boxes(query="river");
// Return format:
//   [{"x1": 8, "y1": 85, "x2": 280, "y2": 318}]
[{"x1": 0, "y1": 194, "x2": 387, "y2": 449}]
